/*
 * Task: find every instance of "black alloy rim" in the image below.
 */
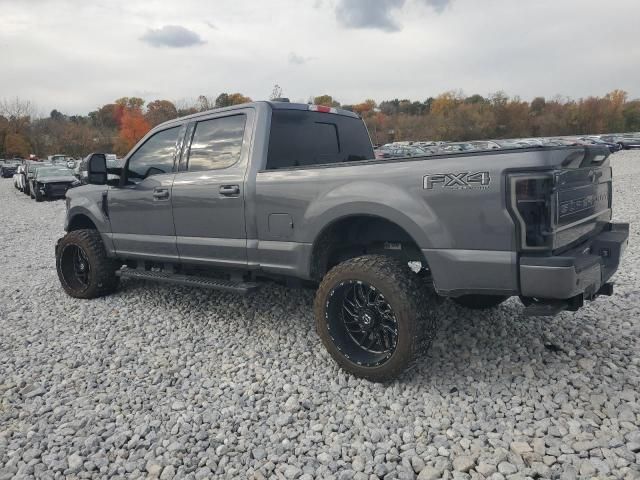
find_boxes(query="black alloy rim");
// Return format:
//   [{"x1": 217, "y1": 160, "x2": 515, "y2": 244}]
[
  {"x1": 60, "y1": 244, "x2": 91, "y2": 290},
  {"x1": 326, "y1": 280, "x2": 398, "y2": 367}
]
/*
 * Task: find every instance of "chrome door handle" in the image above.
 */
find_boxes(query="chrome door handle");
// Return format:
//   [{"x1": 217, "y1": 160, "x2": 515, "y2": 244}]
[
  {"x1": 219, "y1": 185, "x2": 240, "y2": 196},
  {"x1": 153, "y1": 188, "x2": 170, "y2": 200}
]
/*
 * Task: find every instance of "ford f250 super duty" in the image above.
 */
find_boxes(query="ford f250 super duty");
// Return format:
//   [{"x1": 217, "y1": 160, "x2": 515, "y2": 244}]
[{"x1": 55, "y1": 101, "x2": 629, "y2": 381}]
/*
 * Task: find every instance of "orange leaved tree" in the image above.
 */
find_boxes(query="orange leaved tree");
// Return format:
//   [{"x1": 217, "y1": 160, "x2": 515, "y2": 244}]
[{"x1": 113, "y1": 109, "x2": 150, "y2": 156}]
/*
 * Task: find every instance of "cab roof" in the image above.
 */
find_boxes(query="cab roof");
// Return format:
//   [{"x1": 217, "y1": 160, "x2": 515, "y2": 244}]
[{"x1": 160, "y1": 100, "x2": 360, "y2": 129}]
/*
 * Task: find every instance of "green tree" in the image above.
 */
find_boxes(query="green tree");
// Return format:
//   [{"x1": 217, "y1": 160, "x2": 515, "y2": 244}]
[
  {"x1": 145, "y1": 100, "x2": 178, "y2": 127},
  {"x1": 313, "y1": 95, "x2": 340, "y2": 108},
  {"x1": 214, "y1": 93, "x2": 251, "y2": 108}
]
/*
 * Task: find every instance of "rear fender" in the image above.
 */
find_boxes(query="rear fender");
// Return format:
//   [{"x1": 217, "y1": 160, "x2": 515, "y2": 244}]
[{"x1": 303, "y1": 180, "x2": 450, "y2": 250}]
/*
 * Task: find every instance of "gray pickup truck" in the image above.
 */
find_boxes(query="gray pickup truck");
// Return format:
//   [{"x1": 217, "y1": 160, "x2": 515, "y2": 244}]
[{"x1": 55, "y1": 101, "x2": 629, "y2": 381}]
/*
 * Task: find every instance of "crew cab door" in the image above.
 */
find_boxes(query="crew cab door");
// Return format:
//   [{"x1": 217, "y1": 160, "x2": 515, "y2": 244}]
[
  {"x1": 171, "y1": 110, "x2": 253, "y2": 267},
  {"x1": 107, "y1": 125, "x2": 182, "y2": 261}
]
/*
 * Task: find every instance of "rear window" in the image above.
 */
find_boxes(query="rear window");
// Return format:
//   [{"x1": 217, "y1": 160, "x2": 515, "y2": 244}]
[{"x1": 266, "y1": 110, "x2": 374, "y2": 170}]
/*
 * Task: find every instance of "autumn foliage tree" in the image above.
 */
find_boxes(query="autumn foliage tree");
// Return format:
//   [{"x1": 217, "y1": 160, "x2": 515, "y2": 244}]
[
  {"x1": 4, "y1": 132, "x2": 31, "y2": 157},
  {"x1": 145, "y1": 100, "x2": 178, "y2": 127},
  {"x1": 113, "y1": 109, "x2": 151, "y2": 156}
]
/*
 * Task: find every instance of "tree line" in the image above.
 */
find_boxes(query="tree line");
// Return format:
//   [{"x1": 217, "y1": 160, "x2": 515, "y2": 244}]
[
  {"x1": 0, "y1": 93, "x2": 251, "y2": 158},
  {"x1": 1, "y1": 89, "x2": 639, "y2": 158}
]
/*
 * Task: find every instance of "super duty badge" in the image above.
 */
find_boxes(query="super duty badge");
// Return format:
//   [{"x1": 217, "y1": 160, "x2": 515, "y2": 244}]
[{"x1": 423, "y1": 172, "x2": 491, "y2": 190}]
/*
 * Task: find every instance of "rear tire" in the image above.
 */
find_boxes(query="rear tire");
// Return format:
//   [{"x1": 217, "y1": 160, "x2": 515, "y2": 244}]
[
  {"x1": 452, "y1": 294, "x2": 508, "y2": 310},
  {"x1": 56, "y1": 229, "x2": 120, "y2": 299},
  {"x1": 314, "y1": 255, "x2": 437, "y2": 382}
]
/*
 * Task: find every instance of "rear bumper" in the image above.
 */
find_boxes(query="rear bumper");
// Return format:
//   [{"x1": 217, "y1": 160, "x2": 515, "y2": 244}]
[{"x1": 520, "y1": 223, "x2": 629, "y2": 300}]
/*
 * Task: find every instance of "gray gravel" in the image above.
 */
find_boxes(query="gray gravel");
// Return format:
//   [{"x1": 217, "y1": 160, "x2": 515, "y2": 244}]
[{"x1": 1, "y1": 152, "x2": 640, "y2": 480}]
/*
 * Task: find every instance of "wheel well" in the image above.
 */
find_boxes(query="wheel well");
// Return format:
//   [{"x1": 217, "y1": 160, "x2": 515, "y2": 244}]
[
  {"x1": 310, "y1": 215, "x2": 426, "y2": 280},
  {"x1": 67, "y1": 214, "x2": 97, "y2": 232}
]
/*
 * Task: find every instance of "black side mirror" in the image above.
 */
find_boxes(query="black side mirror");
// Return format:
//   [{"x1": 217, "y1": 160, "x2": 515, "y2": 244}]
[{"x1": 87, "y1": 153, "x2": 107, "y2": 185}]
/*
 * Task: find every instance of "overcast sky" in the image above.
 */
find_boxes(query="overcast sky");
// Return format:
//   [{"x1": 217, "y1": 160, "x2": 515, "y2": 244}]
[{"x1": 1, "y1": 0, "x2": 639, "y2": 115}]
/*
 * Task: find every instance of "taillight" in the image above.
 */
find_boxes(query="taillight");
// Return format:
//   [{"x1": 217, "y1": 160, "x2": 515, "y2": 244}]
[{"x1": 509, "y1": 174, "x2": 554, "y2": 250}]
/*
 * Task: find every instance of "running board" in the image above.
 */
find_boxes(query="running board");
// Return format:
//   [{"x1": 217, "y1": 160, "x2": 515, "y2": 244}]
[{"x1": 116, "y1": 269, "x2": 259, "y2": 294}]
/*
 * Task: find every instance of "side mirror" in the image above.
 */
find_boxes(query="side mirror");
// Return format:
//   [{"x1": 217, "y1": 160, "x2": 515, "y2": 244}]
[{"x1": 87, "y1": 153, "x2": 107, "y2": 185}]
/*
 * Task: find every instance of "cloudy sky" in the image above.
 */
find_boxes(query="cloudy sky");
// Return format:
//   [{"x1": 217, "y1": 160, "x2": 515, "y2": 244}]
[{"x1": 1, "y1": 0, "x2": 638, "y2": 115}]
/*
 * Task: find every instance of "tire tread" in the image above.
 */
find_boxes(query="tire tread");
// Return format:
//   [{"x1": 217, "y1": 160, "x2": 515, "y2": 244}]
[
  {"x1": 56, "y1": 229, "x2": 119, "y2": 299},
  {"x1": 314, "y1": 254, "x2": 438, "y2": 382}
]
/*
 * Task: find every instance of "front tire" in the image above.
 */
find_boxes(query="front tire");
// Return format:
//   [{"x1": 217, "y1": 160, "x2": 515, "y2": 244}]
[
  {"x1": 34, "y1": 184, "x2": 43, "y2": 202},
  {"x1": 452, "y1": 294, "x2": 508, "y2": 310},
  {"x1": 56, "y1": 229, "x2": 120, "y2": 299},
  {"x1": 314, "y1": 255, "x2": 436, "y2": 382}
]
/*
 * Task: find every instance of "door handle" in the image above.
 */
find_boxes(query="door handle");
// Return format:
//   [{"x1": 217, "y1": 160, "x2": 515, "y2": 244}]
[
  {"x1": 153, "y1": 188, "x2": 170, "y2": 200},
  {"x1": 219, "y1": 185, "x2": 240, "y2": 196}
]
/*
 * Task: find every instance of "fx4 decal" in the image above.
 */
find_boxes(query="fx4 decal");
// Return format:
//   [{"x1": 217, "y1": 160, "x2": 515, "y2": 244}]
[{"x1": 423, "y1": 171, "x2": 491, "y2": 190}]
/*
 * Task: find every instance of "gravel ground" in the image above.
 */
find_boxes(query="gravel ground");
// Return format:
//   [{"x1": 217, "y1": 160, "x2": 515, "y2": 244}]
[{"x1": 1, "y1": 152, "x2": 639, "y2": 480}]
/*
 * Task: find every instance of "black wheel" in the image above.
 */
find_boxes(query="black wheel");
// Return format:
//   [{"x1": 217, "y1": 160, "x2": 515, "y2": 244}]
[
  {"x1": 34, "y1": 184, "x2": 43, "y2": 202},
  {"x1": 314, "y1": 255, "x2": 436, "y2": 382},
  {"x1": 56, "y1": 229, "x2": 120, "y2": 299},
  {"x1": 452, "y1": 294, "x2": 509, "y2": 310}
]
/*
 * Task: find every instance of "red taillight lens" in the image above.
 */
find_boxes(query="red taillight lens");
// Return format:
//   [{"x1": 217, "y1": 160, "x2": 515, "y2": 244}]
[{"x1": 308, "y1": 105, "x2": 336, "y2": 114}]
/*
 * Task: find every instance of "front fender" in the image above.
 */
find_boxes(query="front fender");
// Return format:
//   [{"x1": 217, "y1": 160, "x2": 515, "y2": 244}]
[{"x1": 65, "y1": 186, "x2": 114, "y2": 254}]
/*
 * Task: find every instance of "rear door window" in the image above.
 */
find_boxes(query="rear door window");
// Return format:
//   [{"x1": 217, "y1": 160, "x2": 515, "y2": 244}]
[
  {"x1": 266, "y1": 110, "x2": 374, "y2": 170},
  {"x1": 187, "y1": 115, "x2": 246, "y2": 172}
]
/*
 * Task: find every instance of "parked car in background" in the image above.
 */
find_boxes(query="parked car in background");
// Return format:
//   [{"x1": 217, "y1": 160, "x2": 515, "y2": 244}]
[
  {"x1": 13, "y1": 165, "x2": 24, "y2": 190},
  {"x1": 375, "y1": 145, "x2": 430, "y2": 159},
  {"x1": 577, "y1": 136, "x2": 621, "y2": 153},
  {"x1": 0, "y1": 159, "x2": 20, "y2": 178},
  {"x1": 75, "y1": 154, "x2": 121, "y2": 184},
  {"x1": 470, "y1": 140, "x2": 501, "y2": 150},
  {"x1": 492, "y1": 139, "x2": 525, "y2": 149},
  {"x1": 47, "y1": 154, "x2": 73, "y2": 165},
  {"x1": 30, "y1": 166, "x2": 79, "y2": 201},
  {"x1": 600, "y1": 135, "x2": 640, "y2": 150},
  {"x1": 440, "y1": 142, "x2": 476, "y2": 153},
  {"x1": 13, "y1": 165, "x2": 26, "y2": 191},
  {"x1": 24, "y1": 161, "x2": 51, "y2": 196}
]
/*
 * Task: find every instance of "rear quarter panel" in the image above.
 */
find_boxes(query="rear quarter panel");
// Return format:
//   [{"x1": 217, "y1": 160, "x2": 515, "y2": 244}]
[{"x1": 252, "y1": 148, "x2": 586, "y2": 292}]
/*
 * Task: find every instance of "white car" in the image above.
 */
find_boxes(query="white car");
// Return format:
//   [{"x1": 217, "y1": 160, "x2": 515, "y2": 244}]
[{"x1": 13, "y1": 165, "x2": 26, "y2": 191}]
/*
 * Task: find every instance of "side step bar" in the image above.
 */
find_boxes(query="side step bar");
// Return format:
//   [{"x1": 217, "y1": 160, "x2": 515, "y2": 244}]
[{"x1": 116, "y1": 269, "x2": 260, "y2": 295}]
